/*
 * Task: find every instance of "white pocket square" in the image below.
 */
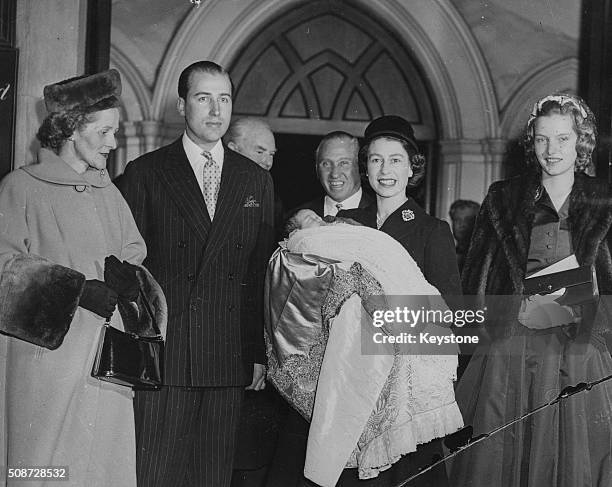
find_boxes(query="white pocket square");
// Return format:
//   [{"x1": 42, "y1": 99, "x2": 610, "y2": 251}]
[{"x1": 243, "y1": 195, "x2": 260, "y2": 208}]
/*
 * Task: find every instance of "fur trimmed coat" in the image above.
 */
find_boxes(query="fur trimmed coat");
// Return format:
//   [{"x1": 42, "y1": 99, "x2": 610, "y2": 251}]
[{"x1": 0, "y1": 149, "x2": 148, "y2": 487}]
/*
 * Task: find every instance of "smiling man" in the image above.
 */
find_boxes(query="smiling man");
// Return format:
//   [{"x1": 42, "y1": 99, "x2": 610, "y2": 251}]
[
  {"x1": 117, "y1": 61, "x2": 274, "y2": 487},
  {"x1": 298, "y1": 131, "x2": 372, "y2": 217}
]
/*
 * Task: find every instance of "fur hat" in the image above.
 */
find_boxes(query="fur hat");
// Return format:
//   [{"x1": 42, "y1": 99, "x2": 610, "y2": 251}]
[{"x1": 43, "y1": 69, "x2": 122, "y2": 113}]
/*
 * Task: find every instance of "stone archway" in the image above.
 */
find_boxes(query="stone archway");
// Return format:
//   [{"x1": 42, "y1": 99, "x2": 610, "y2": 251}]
[
  {"x1": 109, "y1": 45, "x2": 155, "y2": 174},
  {"x1": 143, "y1": 0, "x2": 501, "y2": 216},
  {"x1": 501, "y1": 57, "x2": 579, "y2": 140},
  {"x1": 227, "y1": 1, "x2": 437, "y2": 141},
  {"x1": 224, "y1": 1, "x2": 442, "y2": 210}
]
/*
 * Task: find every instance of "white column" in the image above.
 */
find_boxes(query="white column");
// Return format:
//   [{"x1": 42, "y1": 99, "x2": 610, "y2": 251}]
[
  {"x1": 141, "y1": 120, "x2": 164, "y2": 153},
  {"x1": 437, "y1": 139, "x2": 483, "y2": 219},
  {"x1": 481, "y1": 138, "x2": 506, "y2": 187},
  {"x1": 14, "y1": 0, "x2": 87, "y2": 167},
  {"x1": 161, "y1": 122, "x2": 183, "y2": 147},
  {"x1": 114, "y1": 121, "x2": 142, "y2": 174},
  {"x1": 437, "y1": 138, "x2": 507, "y2": 218},
  {"x1": 113, "y1": 120, "x2": 168, "y2": 175}
]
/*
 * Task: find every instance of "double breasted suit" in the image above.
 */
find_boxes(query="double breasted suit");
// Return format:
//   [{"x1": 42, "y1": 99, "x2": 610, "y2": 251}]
[
  {"x1": 119, "y1": 138, "x2": 273, "y2": 385},
  {"x1": 117, "y1": 138, "x2": 274, "y2": 486}
]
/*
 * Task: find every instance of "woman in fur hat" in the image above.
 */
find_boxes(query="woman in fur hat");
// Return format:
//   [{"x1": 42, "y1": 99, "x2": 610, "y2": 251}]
[
  {"x1": 0, "y1": 70, "x2": 164, "y2": 486},
  {"x1": 451, "y1": 94, "x2": 612, "y2": 486}
]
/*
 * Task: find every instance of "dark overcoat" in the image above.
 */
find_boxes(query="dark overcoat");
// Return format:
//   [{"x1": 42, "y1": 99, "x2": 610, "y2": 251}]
[{"x1": 341, "y1": 197, "x2": 462, "y2": 300}]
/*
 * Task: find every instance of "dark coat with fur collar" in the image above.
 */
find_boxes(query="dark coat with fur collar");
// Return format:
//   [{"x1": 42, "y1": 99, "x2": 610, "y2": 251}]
[{"x1": 463, "y1": 172, "x2": 612, "y2": 300}]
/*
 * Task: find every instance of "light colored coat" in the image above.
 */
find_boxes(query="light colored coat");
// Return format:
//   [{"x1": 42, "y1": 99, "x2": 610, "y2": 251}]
[{"x1": 0, "y1": 149, "x2": 146, "y2": 486}]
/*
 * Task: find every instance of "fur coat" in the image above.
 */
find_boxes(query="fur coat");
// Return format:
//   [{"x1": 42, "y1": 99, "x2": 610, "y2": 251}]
[
  {"x1": 453, "y1": 171, "x2": 612, "y2": 487},
  {"x1": 463, "y1": 171, "x2": 612, "y2": 299}
]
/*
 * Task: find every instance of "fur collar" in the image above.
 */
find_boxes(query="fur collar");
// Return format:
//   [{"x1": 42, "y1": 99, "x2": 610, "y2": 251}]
[{"x1": 480, "y1": 172, "x2": 612, "y2": 294}]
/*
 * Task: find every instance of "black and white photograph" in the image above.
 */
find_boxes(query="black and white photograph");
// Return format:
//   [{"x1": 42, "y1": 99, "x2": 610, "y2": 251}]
[{"x1": 1, "y1": 0, "x2": 612, "y2": 486}]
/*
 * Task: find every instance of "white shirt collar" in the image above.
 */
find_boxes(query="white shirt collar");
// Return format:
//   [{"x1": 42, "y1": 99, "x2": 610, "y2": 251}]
[
  {"x1": 323, "y1": 187, "x2": 363, "y2": 216},
  {"x1": 182, "y1": 133, "x2": 224, "y2": 194}
]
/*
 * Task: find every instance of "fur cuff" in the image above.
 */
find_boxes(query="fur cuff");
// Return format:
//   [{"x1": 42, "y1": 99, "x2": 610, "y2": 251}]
[
  {"x1": 118, "y1": 265, "x2": 167, "y2": 338},
  {"x1": 0, "y1": 254, "x2": 85, "y2": 349}
]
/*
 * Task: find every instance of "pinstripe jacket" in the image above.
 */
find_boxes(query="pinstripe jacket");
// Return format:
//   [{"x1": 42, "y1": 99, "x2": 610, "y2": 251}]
[{"x1": 118, "y1": 138, "x2": 275, "y2": 387}]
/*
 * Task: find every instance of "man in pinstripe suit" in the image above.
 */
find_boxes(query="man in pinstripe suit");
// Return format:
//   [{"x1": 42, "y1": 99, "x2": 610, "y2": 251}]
[{"x1": 117, "y1": 61, "x2": 275, "y2": 487}]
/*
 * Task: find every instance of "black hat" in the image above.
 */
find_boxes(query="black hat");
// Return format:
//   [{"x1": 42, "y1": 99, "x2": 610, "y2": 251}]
[
  {"x1": 43, "y1": 69, "x2": 122, "y2": 113},
  {"x1": 363, "y1": 115, "x2": 418, "y2": 153}
]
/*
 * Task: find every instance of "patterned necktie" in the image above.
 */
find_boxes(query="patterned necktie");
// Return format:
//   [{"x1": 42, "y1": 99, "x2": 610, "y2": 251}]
[
  {"x1": 335, "y1": 203, "x2": 343, "y2": 214},
  {"x1": 202, "y1": 151, "x2": 220, "y2": 219}
]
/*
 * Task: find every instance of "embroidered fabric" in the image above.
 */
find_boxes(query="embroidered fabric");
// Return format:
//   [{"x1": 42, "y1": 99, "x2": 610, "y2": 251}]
[
  {"x1": 347, "y1": 351, "x2": 461, "y2": 478},
  {"x1": 267, "y1": 259, "x2": 462, "y2": 479},
  {"x1": 267, "y1": 224, "x2": 463, "y2": 483},
  {"x1": 338, "y1": 267, "x2": 460, "y2": 477},
  {"x1": 321, "y1": 262, "x2": 382, "y2": 322},
  {"x1": 266, "y1": 329, "x2": 326, "y2": 419},
  {"x1": 267, "y1": 262, "x2": 381, "y2": 419}
]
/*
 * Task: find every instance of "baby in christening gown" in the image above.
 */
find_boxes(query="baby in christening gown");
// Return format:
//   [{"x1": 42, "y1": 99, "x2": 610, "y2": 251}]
[
  {"x1": 285, "y1": 208, "x2": 361, "y2": 231},
  {"x1": 275, "y1": 209, "x2": 463, "y2": 485}
]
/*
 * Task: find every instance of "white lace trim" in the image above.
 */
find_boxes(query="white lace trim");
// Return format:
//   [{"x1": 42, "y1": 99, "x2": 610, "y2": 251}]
[{"x1": 348, "y1": 401, "x2": 464, "y2": 479}]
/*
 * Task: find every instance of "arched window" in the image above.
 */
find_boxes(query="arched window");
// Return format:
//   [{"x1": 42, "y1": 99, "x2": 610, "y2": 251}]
[{"x1": 228, "y1": 0, "x2": 439, "y2": 210}]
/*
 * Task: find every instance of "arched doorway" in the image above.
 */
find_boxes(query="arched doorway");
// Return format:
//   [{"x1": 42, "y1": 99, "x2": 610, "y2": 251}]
[
  {"x1": 227, "y1": 0, "x2": 439, "y2": 211},
  {"x1": 128, "y1": 0, "x2": 499, "y2": 216}
]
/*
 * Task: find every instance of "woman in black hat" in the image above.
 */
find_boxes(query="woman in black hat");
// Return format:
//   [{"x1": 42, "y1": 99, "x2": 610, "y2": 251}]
[
  {"x1": 341, "y1": 115, "x2": 461, "y2": 308},
  {"x1": 335, "y1": 115, "x2": 462, "y2": 486},
  {"x1": 0, "y1": 70, "x2": 164, "y2": 486}
]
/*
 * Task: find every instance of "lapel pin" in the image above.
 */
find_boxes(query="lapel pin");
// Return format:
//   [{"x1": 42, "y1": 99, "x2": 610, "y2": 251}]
[{"x1": 402, "y1": 209, "x2": 415, "y2": 222}]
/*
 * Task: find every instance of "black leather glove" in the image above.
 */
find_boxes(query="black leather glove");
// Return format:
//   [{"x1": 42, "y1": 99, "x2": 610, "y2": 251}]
[
  {"x1": 79, "y1": 279, "x2": 118, "y2": 318},
  {"x1": 104, "y1": 255, "x2": 140, "y2": 301}
]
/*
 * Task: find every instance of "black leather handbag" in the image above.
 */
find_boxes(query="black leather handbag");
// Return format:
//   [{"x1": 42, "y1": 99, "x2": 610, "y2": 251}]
[{"x1": 91, "y1": 293, "x2": 164, "y2": 389}]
